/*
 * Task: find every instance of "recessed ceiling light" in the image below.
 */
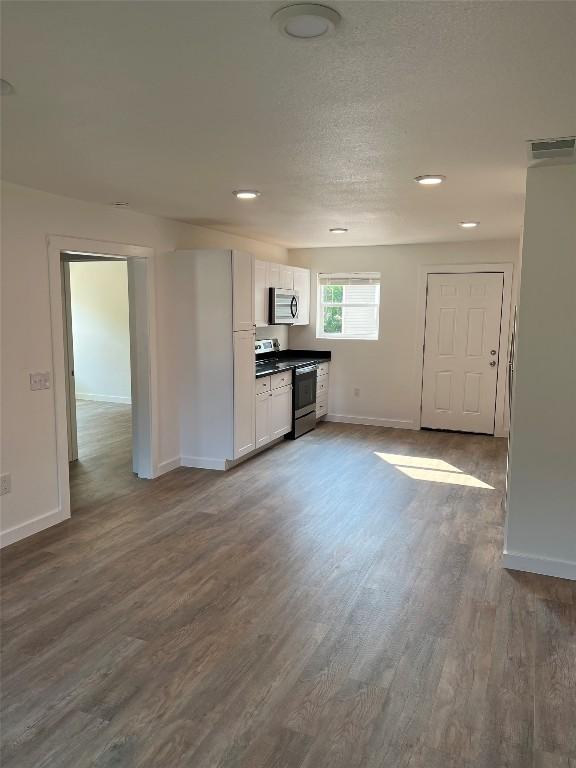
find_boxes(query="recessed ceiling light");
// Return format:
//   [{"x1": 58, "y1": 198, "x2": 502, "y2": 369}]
[
  {"x1": 113, "y1": 201, "x2": 130, "y2": 207},
  {"x1": 414, "y1": 175, "x2": 446, "y2": 186},
  {"x1": 459, "y1": 221, "x2": 480, "y2": 229},
  {"x1": 329, "y1": 227, "x2": 348, "y2": 234},
  {"x1": 0, "y1": 79, "x2": 16, "y2": 95},
  {"x1": 233, "y1": 190, "x2": 261, "y2": 200},
  {"x1": 272, "y1": 4, "x2": 341, "y2": 39}
]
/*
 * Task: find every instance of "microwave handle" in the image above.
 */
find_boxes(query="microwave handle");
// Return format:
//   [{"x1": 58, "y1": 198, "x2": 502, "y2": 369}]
[{"x1": 290, "y1": 295, "x2": 298, "y2": 318}]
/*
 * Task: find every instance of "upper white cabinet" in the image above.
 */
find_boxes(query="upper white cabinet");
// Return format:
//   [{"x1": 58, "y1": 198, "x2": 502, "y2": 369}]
[
  {"x1": 254, "y1": 260, "x2": 311, "y2": 327},
  {"x1": 279, "y1": 266, "x2": 294, "y2": 291},
  {"x1": 233, "y1": 329, "x2": 256, "y2": 458},
  {"x1": 232, "y1": 250, "x2": 255, "y2": 332},
  {"x1": 254, "y1": 259, "x2": 269, "y2": 327},
  {"x1": 268, "y1": 263, "x2": 281, "y2": 292},
  {"x1": 292, "y1": 267, "x2": 310, "y2": 326}
]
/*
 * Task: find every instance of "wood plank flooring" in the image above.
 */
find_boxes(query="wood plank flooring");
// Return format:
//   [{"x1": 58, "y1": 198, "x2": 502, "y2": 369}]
[{"x1": 2, "y1": 402, "x2": 575, "y2": 767}]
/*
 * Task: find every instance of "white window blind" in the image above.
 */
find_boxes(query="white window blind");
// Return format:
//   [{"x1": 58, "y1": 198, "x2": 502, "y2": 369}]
[{"x1": 317, "y1": 273, "x2": 381, "y2": 340}]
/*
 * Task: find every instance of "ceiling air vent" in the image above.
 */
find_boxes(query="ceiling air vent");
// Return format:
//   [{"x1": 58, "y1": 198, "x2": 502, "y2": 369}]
[{"x1": 528, "y1": 136, "x2": 576, "y2": 164}]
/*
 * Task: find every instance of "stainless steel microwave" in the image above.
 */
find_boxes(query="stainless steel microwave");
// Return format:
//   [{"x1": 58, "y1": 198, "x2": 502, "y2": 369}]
[{"x1": 269, "y1": 288, "x2": 299, "y2": 325}]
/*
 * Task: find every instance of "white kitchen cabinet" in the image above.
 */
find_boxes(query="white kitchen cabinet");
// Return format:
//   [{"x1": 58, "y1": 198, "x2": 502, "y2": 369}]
[
  {"x1": 316, "y1": 362, "x2": 330, "y2": 419},
  {"x1": 233, "y1": 329, "x2": 256, "y2": 458},
  {"x1": 279, "y1": 266, "x2": 294, "y2": 291},
  {"x1": 232, "y1": 250, "x2": 255, "y2": 332},
  {"x1": 255, "y1": 391, "x2": 272, "y2": 448},
  {"x1": 254, "y1": 259, "x2": 269, "y2": 327},
  {"x1": 271, "y1": 384, "x2": 293, "y2": 439},
  {"x1": 268, "y1": 262, "x2": 281, "y2": 290},
  {"x1": 292, "y1": 267, "x2": 310, "y2": 326}
]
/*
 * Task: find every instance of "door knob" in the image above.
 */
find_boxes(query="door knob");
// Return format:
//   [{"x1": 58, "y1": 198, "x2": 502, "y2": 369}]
[
  {"x1": 489, "y1": 361, "x2": 496, "y2": 367},
  {"x1": 490, "y1": 349, "x2": 497, "y2": 355}
]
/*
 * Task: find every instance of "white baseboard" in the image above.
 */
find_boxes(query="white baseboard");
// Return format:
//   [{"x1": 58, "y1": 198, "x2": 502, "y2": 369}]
[
  {"x1": 503, "y1": 550, "x2": 576, "y2": 581},
  {"x1": 181, "y1": 455, "x2": 227, "y2": 471},
  {"x1": 325, "y1": 414, "x2": 417, "y2": 430},
  {"x1": 0, "y1": 507, "x2": 69, "y2": 549},
  {"x1": 156, "y1": 456, "x2": 181, "y2": 476},
  {"x1": 76, "y1": 393, "x2": 132, "y2": 405}
]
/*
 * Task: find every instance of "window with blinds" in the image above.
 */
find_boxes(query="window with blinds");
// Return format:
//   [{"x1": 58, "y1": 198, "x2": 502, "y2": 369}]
[{"x1": 316, "y1": 273, "x2": 380, "y2": 340}]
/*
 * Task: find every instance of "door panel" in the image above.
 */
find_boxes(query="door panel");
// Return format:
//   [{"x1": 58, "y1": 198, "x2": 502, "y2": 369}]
[
  {"x1": 255, "y1": 392, "x2": 272, "y2": 448},
  {"x1": 233, "y1": 329, "x2": 256, "y2": 457},
  {"x1": 61, "y1": 261, "x2": 78, "y2": 462},
  {"x1": 232, "y1": 251, "x2": 255, "y2": 332},
  {"x1": 271, "y1": 385, "x2": 293, "y2": 438},
  {"x1": 292, "y1": 268, "x2": 310, "y2": 325},
  {"x1": 254, "y1": 259, "x2": 268, "y2": 327},
  {"x1": 421, "y1": 272, "x2": 504, "y2": 434}
]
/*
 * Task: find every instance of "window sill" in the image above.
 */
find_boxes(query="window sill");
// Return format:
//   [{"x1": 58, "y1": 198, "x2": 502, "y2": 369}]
[{"x1": 316, "y1": 335, "x2": 379, "y2": 342}]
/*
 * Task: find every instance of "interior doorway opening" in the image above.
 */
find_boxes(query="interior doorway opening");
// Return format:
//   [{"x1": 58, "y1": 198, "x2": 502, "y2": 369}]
[{"x1": 60, "y1": 252, "x2": 143, "y2": 512}]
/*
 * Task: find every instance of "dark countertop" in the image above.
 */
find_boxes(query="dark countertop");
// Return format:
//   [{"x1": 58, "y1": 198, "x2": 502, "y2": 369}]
[{"x1": 255, "y1": 349, "x2": 331, "y2": 379}]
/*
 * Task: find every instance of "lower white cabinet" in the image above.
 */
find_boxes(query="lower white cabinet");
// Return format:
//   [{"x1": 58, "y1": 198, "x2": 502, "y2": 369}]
[
  {"x1": 254, "y1": 376, "x2": 293, "y2": 448},
  {"x1": 271, "y1": 385, "x2": 293, "y2": 438},
  {"x1": 316, "y1": 363, "x2": 330, "y2": 419},
  {"x1": 255, "y1": 391, "x2": 272, "y2": 448},
  {"x1": 233, "y1": 330, "x2": 256, "y2": 458}
]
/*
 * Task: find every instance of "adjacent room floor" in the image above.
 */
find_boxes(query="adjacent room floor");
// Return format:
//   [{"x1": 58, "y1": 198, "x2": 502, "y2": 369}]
[{"x1": 1, "y1": 421, "x2": 575, "y2": 768}]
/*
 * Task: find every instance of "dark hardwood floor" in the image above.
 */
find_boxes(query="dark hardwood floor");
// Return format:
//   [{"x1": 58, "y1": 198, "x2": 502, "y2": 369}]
[{"x1": 1, "y1": 403, "x2": 575, "y2": 768}]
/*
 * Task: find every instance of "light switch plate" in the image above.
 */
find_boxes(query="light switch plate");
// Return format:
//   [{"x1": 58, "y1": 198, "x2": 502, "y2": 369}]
[
  {"x1": 0, "y1": 473, "x2": 11, "y2": 496},
  {"x1": 30, "y1": 371, "x2": 51, "y2": 391}
]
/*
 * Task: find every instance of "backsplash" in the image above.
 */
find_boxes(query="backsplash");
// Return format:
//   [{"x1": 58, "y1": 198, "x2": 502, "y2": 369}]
[{"x1": 256, "y1": 326, "x2": 288, "y2": 350}]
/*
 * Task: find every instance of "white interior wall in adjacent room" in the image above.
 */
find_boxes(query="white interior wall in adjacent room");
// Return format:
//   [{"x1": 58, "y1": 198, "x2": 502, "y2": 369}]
[
  {"x1": 504, "y1": 163, "x2": 576, "y2": 580},
  {"x1": 0, "y1": 181, "x2": 287, "y2": 546},
  {"x1": 288, "y1": 239, "x2": 519, "y2": 428},
  {"x1": 70, "y1": 261, "x2": 131, "y2": 403}
]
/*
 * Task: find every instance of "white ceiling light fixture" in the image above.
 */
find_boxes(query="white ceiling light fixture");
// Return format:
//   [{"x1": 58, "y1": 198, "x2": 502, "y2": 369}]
[
  {"x1": 329, "y1": 227, "x2": 348, "y2": 234},
  {"x1": 414, "y1": 175, "x2": 446, "y2": 186},
  {"x1": 272, "y1": 4, "x2": 341, "y2": 39},
  {"x1": 1, "y1": 79, "x2": 16, "y2": 95},
  {"x1": 459, "y1": 221, "x2": 480, "y2": 229},
  {"x1": 233, "y1": 190, "x2": 261, "y2": 200}
]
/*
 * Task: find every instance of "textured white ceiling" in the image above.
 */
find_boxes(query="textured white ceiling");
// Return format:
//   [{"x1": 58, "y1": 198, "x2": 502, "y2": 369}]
[{"x1": 2, "y1": 1, "x2": 575, "y2": 247}]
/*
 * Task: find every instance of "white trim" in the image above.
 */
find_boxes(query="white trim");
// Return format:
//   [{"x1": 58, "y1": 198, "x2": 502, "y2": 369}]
[
  {"x1": 413, "y1": 262, "x2": 514, "y2": 436},
  {"x1": 76, "y1": 393, "x2": 132, "y2": 404},
  {"x1": 47, "y1": 235, "x2": 160, "y2": 524},
  {"x1": 181, "y1": 456, "x2": 228, "y2": 471},
  {"x1": 503, "y1": 551, "x2": 576, "y2": 581},
  {"x1": 0, "y1": 508, "x2": 68, "y2": 549},
  {"x1": 325, "y1": 414, "x2": 417, "y2": 430},
  {"x1": 157, "y1": 456, "x2": 182, "y2": 475}
]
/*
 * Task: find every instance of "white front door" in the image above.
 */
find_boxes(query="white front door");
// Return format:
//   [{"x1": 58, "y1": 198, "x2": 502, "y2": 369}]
[{"x1": 421, "y1": 272, "x2": 504, "y2": 434}]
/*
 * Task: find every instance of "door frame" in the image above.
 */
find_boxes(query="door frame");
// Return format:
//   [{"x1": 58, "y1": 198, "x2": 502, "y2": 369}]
[
  {"x1": 413, "y1": 262, "x2": 514, "y2": 437},
  {"x1": 47, "y1": 235, "x2": 159, "y2": 522}
]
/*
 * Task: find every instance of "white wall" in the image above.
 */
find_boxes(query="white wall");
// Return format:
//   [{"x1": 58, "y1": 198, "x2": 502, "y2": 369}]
[
  {"x1": 256, "y1": 325, "x2": 289, "y2": 350},
  {"x1": 70, "y1": 261, "x2": 131, "y2": 403},
  {"x1": 0, "y1": 181, "x2": 287, "y2": 546},
  {"x1": 288, "y1": 239, "x2": 519, "y2": 428},
  {"x1": 504, "y1": 164, "x2": 576, "y2": 579}
]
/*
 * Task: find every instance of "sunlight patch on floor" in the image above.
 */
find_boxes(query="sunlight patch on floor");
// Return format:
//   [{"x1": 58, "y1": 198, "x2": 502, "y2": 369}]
[{"x1": 375, "y1": 452, "x2": 494, "y2": 489}]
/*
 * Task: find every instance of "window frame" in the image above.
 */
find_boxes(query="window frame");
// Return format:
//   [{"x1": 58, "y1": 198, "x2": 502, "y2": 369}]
[{"x1": 316, "y1": 273, "x2": 381, "y2": 341}]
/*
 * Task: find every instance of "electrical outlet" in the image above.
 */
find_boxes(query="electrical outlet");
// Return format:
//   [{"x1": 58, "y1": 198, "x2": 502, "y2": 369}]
[
  {"x1": 0, "y1": 473, "x2": 11, "y2": 496},
  {"x1": 353, "y1": 387, "x2": 360, "y2": 397},
  {"x1": 29, "y1": 371, "x2": 51, "y2": 391}
]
